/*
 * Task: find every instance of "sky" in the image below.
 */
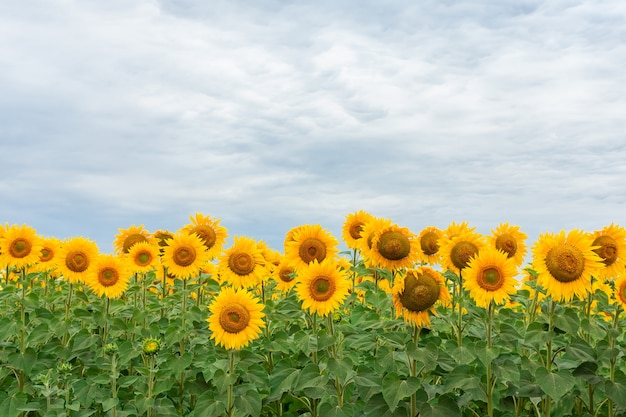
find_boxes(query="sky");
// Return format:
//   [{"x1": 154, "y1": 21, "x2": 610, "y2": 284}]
[{"x1": 1, "y1": 0, "x2": 625, "y2": 264}]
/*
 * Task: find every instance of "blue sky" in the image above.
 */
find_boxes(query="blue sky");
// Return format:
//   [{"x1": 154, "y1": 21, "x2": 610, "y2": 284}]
[{"x1": 1, "y1": 0, "x2": 625, "y2": 261}]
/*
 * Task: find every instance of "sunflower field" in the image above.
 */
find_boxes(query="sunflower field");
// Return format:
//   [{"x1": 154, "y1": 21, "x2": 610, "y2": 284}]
[{"x1": 1, "y1": 213, "x2": 626, "y2": 417}]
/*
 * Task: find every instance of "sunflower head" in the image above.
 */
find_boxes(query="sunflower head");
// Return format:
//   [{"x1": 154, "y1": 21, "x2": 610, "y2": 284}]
[
  {"x1": 491, "y1": 222, "x2": 528, "y2": 267},
  {"x1": 85, "y1": 254, "x2": 130, "y2": 299},
  {"x1": 207, "y1": 287, "x2": 266, "y2": 350},
  {"x1": 284, "y1": 224, "x2": 339, "y2": 270},
  {"x1": 342, "y1": 210, "x2": 375, "y2": 250},
  {"x1": 114, "y1": 225, "x2": 153, "y2": 254},
  {"x1": 56, "y1": 237, "x2": 100, "y2": 283},
  {"x1": 418, "y1": 226, "x2": 443, "y2": 265},
  {"x1": 142, "y1": 338, "x2": 161, "y2": 356},
  {"x1": 590, "y1": 223, "x2": 626, "y2": 279},
  {"x1": 615, "y1": 276, "x2": 626, "y2": 309},
  {"x1": 126, "y1": 241, "x2": 160, "y2": 273},
  {"x1": 464, "y1": 247, "x2": 519, "y2": 308},
  {"x1": 182, "y1": 213, "x2": 228, "y2": 258},
  {"x1": 295, "y1": 259, "x2": 350, "y2": 317},
  {"x1": 273, "y1": 258, "x2": 298, "y2": 293},
  {"x1": 0, "y1": 224, "x2": 44, "y2": 269},
  {"x1": 392, "y1": 267, "x2": 450, "y2": 327},
  {"x1": 153, "y1": 230, "x2": 174, "y2": 250},
  {"x1": 440, "y1": 231, "x2": 485, "y2": 274},
  {"x1": 218, "y1": 236, "x2": 268, "y2": 288},
  {"x1": 368, "y1": 224, "x2": 420, "y2": 271},
  {"x1": 161, "y1": 231, "x2": 211, "y2": 279}
]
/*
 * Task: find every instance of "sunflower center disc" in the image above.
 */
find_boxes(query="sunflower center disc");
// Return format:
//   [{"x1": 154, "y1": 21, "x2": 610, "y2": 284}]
[
  {"x1": 192, "y1": 225, "x2": 217, "y2": 250},
  {"x1": 219, "y1": 304, "x2": 250, "y2": 333},
  {"x1": 137, "y1": 252, "x2": 152, "y2": 266},
  {"x1": 10, "y1": 238, "x2": 32, "y2": 258},
  {"x1": 450, "y1": 241, "x2": 479, "y2": 270},
  {"x1": 592, "y1": 235, "x2": 618, "y2": 266},
  {"x1": 123, "y1": 234, "x2": 148, "y2": 254},
  {"x1": 420, "y1": 231, "x2": 440, "y2": 256},
  {"x1": 229, "y1": 252, "x2": 254, "y2": 275},
  {"x1": 98, "y1": 268, "x2": 119, "y2": 287},
  {"x1": 299, "y1": 238, "x2": 327, "y2": 263},
  {"x1": 279, "y1": 266, "x2": 295, "y2": 283},
  {"x1": 66, "y1": 251, "x2": 89, "y2": 272},
  {"x1": 399, "y1": 272, "x2": 439, "y2": 313},
  {"x1": 310, "y1": 276, "x2": 336, "y2": 301},
  {"x1": 377, "y1": 231, "x2": 410, "y2": 261},
  {"x1": 40, "y1": 248, "x2": 53, "y2": 262},
  {"x1": 349, "y1": 222, "x2": 365, "y2": 240},
  {"x1": 495, "y1": 233, "x2": 518, "y2": 258},
  {"x1": 479, "y1": 267, "x2": 504, "y2": 291},
  {"x1": 546, "y1": 245, "x2": 585, "y2": 283},
  {"x1": 173, "y1": 247, "x2": 196, "y2": 267}
]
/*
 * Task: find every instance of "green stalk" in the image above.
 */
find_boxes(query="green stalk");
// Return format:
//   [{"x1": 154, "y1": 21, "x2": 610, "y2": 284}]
[
  {"x1": 110, "y1": 352, "x2": 118, "y2": 417},
  {"x1": 179, "y1": 277, "x2": 188, "y2": 413},
  {"x1": 327, "y1": 314, "x2": 343, "y2": 407},
  {"x1": 227, "y1": 349, "x2": 236, "y2": 417},
  {"x1": 487, "y1": 301, "x2": 494, "y2": 417},
  {"x1": 409, "y1": 325, "x2": 420, "y2": 417},
  {"x1": 161, "y1": 266, "x2": 168, "y2": 319},
  {"x1": 608, "y1": 304, "x2": 621, "y2": 417},
  {"x1": 147, "y1": 355, "x2": 156, "y2": 417},
  {"x1": 457, "y1": 270, "x2": 464, "y2": 347},
  {"x1": 544, "y1": 299, "x2": 556, "y2": 417}
]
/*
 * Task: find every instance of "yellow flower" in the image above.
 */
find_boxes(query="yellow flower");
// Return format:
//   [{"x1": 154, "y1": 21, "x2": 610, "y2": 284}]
[
  {"x1": 218, "y1": 236, "x2": 268, "y2": 289},
  {"x1": 142, "y1": 337, "x2": 161, "y2": 356},
  {"x1": 0, "y1": 224, "x2": 44, "y2": 269},
  {"x1": 439, "y1": 231, "x2": 486, "y2": 275},
  {"x1": 392, "y1": 267, "x2": 451, "y2": 327},
  {"x1": 490, "y1": 222, "x2": 528, "y2": 267},
  {"x1": 181, "y1": 213, "x2": 228, "y2": 259},
  {"x1": 161, "y1": 232, "x2": 210, "y2": 279},
  {"x1": 444, "y1": 221, "x2": 477, "y2": 240},
  {"x1": 256, "y1": 240, "x2": 282, "y2": 271},
  {"x1": 113, "y1": 225, "x2": 154, "y2": 254},
  {"x1": 368, "y1": 223, "x2": 421, "y2": 271},
  {"x1": 207, "y1": 286, "x2": 266, "y2": 350},
  {"x1": 614, "y1": 275, "x2": 626, "y2": 310},
  {"x1": 590, "y1": 223, "x2": 626, "y2": 279},
  {"x1": 126, "y1": 241, "x2": 161, "y2": 274},
  {"x1": 464, "y1": 247, "x2": 519, "y2": 308},
  {"x1": 417, "y1": 226, "x2": 443, "y2": 266},
  {"x1": 295, "y1": 259, "x2": 350, "y2": 317},
  {"x1": 341, "y1": 210, "x2": 375, "y2": 250},
  {"x1": 56, "y1": 237, "x2": 100, "y2": 283},
  {"x1": 85, "y1": 254, "x2": 130, "y2": 299},
  {"x1": 532, "y1": 229, "x2": 604, "y2": 302},
  {"x1": 272, "y1": 257, "x2": 298, "y2": 293},
  {"x1": 358, "y1": 216, "x2": 392, "y2": 263},
  {"x1": 284, "y1": 224, "x2": 339, "y2": 270}
]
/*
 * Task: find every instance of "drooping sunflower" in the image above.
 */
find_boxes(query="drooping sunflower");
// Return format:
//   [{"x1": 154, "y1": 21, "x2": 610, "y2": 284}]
[
  {"x1": 614, "y1": 275, "x2": 626, "y2": 310},
  {"x1": 218, "y1": 236, "x2": 268, "y2": 289},
  {"x1": 56, "y1": 237, "x2": 100, "y2": 283},
  {"x1": 0, "y1": 224, "x2": 44, "y2": 269},
  {"x1": 207, "y1": 286, "x2": 266, "y2": 350},
  {"x1": 126, "y1": 241, "x2": 161, "y2": 274},
  {"x1": 182, "y1": 213, "x2": 228, "y2": 259},
  {"x1": 85, "y1": 254, "x2": 130, "y2": 299},
  {"x1": 392, "y1": 267, "x2": 451, "y2": 327},
  {"x1": 532, "y1": 229, "x2": 604, "y2": 302},
  {"x1": 341, "y1": 210, "x2": 375, "y2": 250},
  {"x1": 490, "y1": 222, "x2": 528, "y2": 267},
  {"x1": 463, "y1": 247, "x2": 519, "y2": 308},
  {"x1": 439, "y1": 231, "x2": 486, "y2": 275},
  {"x1": 417, "y1": 226, "x2": 444, "y2": 265},
  {"x1": 271, "y1": 257, "x2": 298, "y2": 293},
  {"x1": 114, "y1": 225, "x2": 155, "y2": 254},
  {"x1": 161, "y1": 231, "x2": 210, "y2": 279},
  {"x1": 590, "y1": 223, "x2": 626, "y2": 279},
  {"x1": 284, "y1": 224, "x2": 339, "y2": 270},
  {"x1": 369, "y1": 224, "x2": 421, "y2": 271},
  {"x1": 295, "y1": 259, "x2": 350, "y2": 317}
]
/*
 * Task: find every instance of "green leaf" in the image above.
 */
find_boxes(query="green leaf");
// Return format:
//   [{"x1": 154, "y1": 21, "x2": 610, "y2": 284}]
[
  {"x1": 169, "y1": 352, "x2": 193, "y2": 374},
  {"x1": 572, "y1": 362, "x2": 603, "y2": 384},
  {"x1": 294, "y1": 364, "x2": 324, "y2": 391},
  {"x1": 101, "y1": 398, "x2": 119, "y2": 412},
  {"x1": 268, "y1": 367, "x2": 300, "y2": 401},
  {"x1": 234, "y1": 389, "x2": 262, "y2": 417},
  {"x1": 0, "y1": 393, "x2": 28, "y2": 417},
  {"x1": 421, "y1": 394, "x2": 461, "y2": 417},
  {"x1": 381, "y1": 372, "x2": 421, "y2": 412},
  {"x1": 535, "y1": 367, "x2": 575, "y2": 401},
  {"x1": 450, "y1": 346, "x2": 476, "y2": 365},
  {"x1": 605, "y1": 380, "x2": 626, "y2": 409}
]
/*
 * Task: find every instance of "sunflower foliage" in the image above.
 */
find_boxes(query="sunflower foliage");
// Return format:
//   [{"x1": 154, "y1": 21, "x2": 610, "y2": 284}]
[{"x1": 1, "y1": 219, "x2": 626, "y2": 417}]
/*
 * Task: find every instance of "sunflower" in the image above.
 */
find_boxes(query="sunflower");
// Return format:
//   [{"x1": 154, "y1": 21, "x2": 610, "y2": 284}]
[
  {"x1": 464, "y1": 247, "x2": 519, "y2": 308},
  {"x1": 532, "y1": 229, "x2": 604, "y2": 302},
  {"x1": 439, "y1": 231, "x2": 486, "y2": 275},
  {"x1": 182, "y1": 213, "x2": 228, "y2": 259},
  {"x1": 295, "y1": 259, "x2": 350, "y2": 317},
  {"x1": 614, "y1": 275, "x2": 626, "y2": 310},
  {"x1": 85, "y1": 254, "x2": 130, "y2": 298},
  {"x1": 342, "y1": 210, "x2": 376, "y2": 250},
  {"x1": 218, "y1": 236, "x2": 268, "y2": 289},
  {"x1": 272, "y1": 257, "x2": 298, "y2": 293},
  {"x1": 358, "y1": 216, "x2": 393, "y2": 266},
  {"x1": 417, "y1": 226, "x2": 444, "y2": 265},
  {"x1": 126, "y1": 241, "x2": 161, "y2": 274},
  {"x1": 444, "y1": 221, "x2": 477, "y2": 240},
  {"x1": 368, "y1": 224, "x2": 421, "y2": 271},
  {"x1": 392, "y1": 267, "x2": 451, "y2": 327},
  {"x1": 56, "y1": 237, "x2": 100, "y2": 283},
  {"x1": 207, "y1": 286, "x2": 266, "y2": 350},
  {"x1": 590, "y1": 223, "x2": 626, "y2": 279},
  {"x1": 0, "y1": 224, "x2": 44, "y2": 269},
  {"x1": 31, "y1": 237, "x2": 62, "y2": 275},
  {"x1": 256, "y1": 240, "x2": 282, "y2": 271},
  {"x1": 153, "y1": 229, "x2": 174, "y2": 253},
  {"x1": 490, "y1": 222, "x2": 528, "y2": 267},
  {"x1": 113, "y1": 225, "x2": 154, "y2": 254},
  {"x1": 284, "y1": 224, "x2": 339, "y2": 270},
  {"x1": 161, "y1": 231, "x2": 210, "y2": 279}
]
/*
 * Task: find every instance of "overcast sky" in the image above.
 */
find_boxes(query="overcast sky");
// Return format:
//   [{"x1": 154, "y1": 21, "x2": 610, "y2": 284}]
[{"x1": 1, "y1": 0, "x2": 625, "y2": 262}]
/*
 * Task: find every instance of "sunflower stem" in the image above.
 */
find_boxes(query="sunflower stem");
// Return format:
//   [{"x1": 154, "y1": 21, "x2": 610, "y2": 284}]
[
  {"x1": 161, "y1": 266, "x2": 168, "y2": 318},
  {"x1": 102, "y1": 296, "x2": 111, "y2": 354},
  {"x1": 227, "y1": 349, "x2": 236, "y2": 417},
  {"x1": 457, "y1": 270, "x2": 464, "y2": 348},
  {"x1": 409, "y1": 325, "x2": 420, "y2": 417},
  {"x1": 487, "y1": 300, "x2": 494, "y2": 417},
  {"x1": 147, "y1": 354, "x2": 156, "y2": 417},
  {"x1": 544, "y1": 298, "x2": 556, "y2": 417},
  {"x1": 179, "y1": 277, "x2": 188, "y2": 414},
  {"x1": 62, "y1": 282, "x2": 74, "y2": 347},
  {"x1": 608, "y1": 303, "x2": 621, "y2": 417}
]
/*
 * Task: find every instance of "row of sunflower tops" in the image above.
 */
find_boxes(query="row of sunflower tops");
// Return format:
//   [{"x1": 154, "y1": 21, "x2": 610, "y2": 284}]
[{"x1": 1, "y1": 213, "x2": 625, "y2": 350}]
